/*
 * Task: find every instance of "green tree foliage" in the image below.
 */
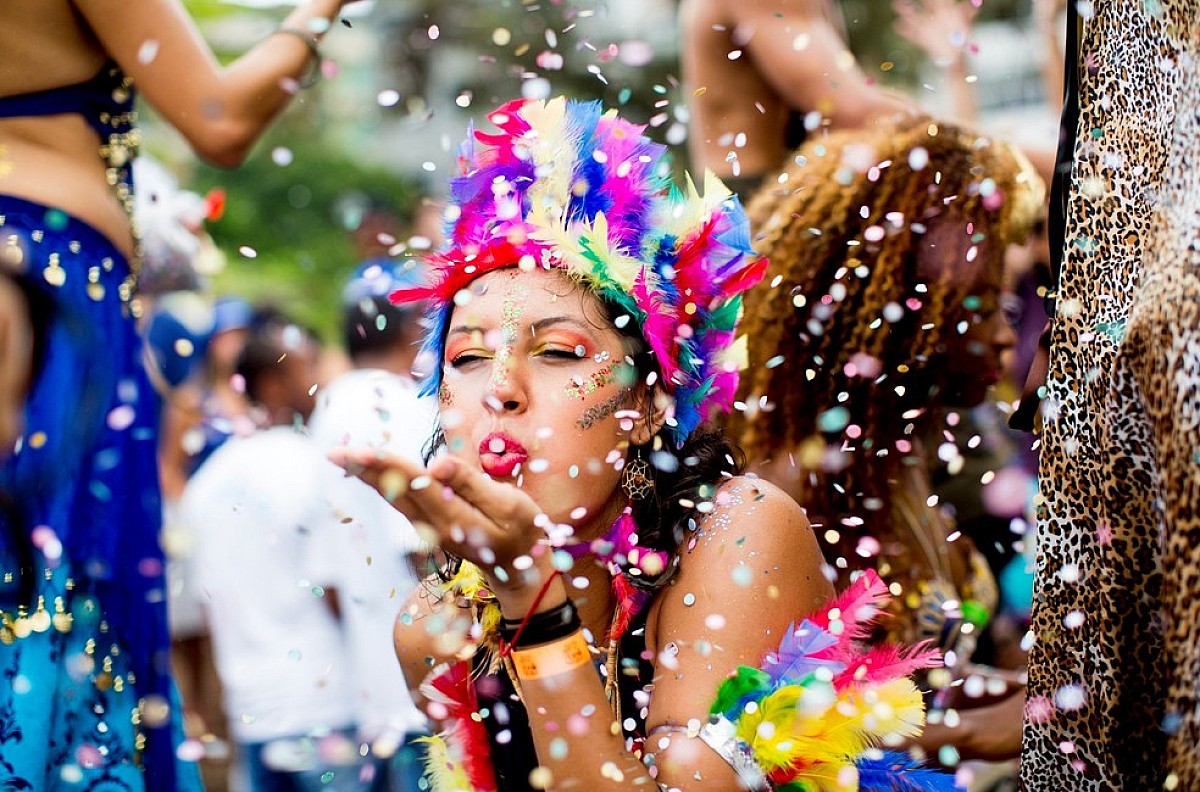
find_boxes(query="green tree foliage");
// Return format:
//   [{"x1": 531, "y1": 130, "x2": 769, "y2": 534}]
[{"x1": 188, "y1": 125, "x2": 423, "y2": 341}]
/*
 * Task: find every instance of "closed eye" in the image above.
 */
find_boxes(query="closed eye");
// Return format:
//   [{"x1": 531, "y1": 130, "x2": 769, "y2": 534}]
[
  {"x1": 537, "y1": 347, "x2": 587, "y2": 360},
  {"x1": 448, "y1": 352, "x2": 490, "y2": 369}
]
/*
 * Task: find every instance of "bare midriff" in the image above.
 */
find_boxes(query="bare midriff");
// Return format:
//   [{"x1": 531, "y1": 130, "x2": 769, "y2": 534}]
[
  {"x1": 0, "y1": 0, "x2": 135, "y2": 259},
  {"x1": 0, "y1": 116, "x2": 133, "y2": 259}
]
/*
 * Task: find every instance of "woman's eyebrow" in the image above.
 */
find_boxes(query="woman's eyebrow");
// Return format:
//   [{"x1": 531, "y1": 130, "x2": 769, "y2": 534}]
[
  {"x1": 447, "y1": 324, "x2": 487, "y2": 337},
  {"x1": 529, "y1": 316, "x2": 595, "y2": 335}
]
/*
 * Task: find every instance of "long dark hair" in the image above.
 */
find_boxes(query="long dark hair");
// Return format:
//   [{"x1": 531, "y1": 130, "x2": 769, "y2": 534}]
[{"x1": 607, "y1": 297, "x2": 745, "y2": 593}]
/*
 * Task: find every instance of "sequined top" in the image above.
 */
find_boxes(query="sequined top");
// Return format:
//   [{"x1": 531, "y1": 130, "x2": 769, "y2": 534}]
[{"x1": 0, "y1": 62, "x2": 140, "y2": 259}]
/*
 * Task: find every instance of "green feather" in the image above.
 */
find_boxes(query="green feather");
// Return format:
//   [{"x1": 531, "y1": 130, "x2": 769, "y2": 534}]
[
  {"x1": 709, "y1": 295, "x2": 741, "y2": 332},
  {"x1": 711, "y1": 665, "x2": 771, "y2": 716}
]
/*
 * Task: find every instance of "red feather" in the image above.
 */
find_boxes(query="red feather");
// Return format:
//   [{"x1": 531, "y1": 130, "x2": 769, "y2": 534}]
[{"x1": 423, "y1": 661, "x2": 500, "y2": 791}]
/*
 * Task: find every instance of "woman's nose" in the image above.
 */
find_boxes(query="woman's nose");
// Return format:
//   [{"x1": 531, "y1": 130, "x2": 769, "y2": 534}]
[
  {"x1": 484, "y1": 355, "x2": 526, "y2": 414},
  {"x1": 993, "y1": 312, "x2": 1018, "y2": 351}
]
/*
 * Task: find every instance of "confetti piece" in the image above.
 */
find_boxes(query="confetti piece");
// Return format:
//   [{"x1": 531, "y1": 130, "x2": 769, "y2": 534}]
[{"x1": 138, "y1": 40, "x2": 159, "y2": 65}]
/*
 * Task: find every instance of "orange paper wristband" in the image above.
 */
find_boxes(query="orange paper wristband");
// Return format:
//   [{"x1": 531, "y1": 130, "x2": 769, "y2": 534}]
[{"x1": 510, "y1": 631, "x2": 591, "y2": 679}]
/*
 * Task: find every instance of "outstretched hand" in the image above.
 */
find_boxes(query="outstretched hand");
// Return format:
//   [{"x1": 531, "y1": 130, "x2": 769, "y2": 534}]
[
  {"x1": 328, "y1": 447, "x2": 555, "y2": 599},
  {"x1": 893, "y1": 0, "x2": 980, "y2": 68}
]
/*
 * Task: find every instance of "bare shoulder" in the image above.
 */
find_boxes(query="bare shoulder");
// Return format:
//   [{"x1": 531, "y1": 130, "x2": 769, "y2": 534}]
[
  {"x1": 649, "y1": 475, "x2": 833, "y2": 647},
  {"x1": 684, "y1": 474, "x2": 819, "y2": 560},
  {"x1": 645, "y1": 473, "x2": 833, "y2": 683}
]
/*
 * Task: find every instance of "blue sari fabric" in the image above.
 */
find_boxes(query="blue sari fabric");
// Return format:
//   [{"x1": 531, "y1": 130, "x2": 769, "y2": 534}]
[{"x1": 0, "y1": 196, "x2": 198, "y2": 789}]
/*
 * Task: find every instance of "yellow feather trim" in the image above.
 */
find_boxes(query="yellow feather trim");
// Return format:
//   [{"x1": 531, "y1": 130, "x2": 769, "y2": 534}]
[
  {"x1": 417, "y1": 734, "x2": 474, "y2": 792},
  {"x1": 521, "y1": 98, "x2": 572, "y2": 220},
  {"x1": 445, "y1": 561, "x2": 489, "y2": 598}
]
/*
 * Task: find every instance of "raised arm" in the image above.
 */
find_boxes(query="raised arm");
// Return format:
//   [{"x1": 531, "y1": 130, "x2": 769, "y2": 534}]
[
  {"x1": 729, "y1": 0, "x2": 911, "y2": 130},
  {"x1": 72, "y1": 0, "x2": 352, "y2": 167},
  {"x1": 893, "y1": 0, "x2": 981, "y2": 123}
]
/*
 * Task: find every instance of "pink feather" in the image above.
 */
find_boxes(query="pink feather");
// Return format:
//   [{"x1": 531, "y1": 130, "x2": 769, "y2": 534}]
[
  {"x1": 810, "y1": 568, "x2": 892, "y2": 643},
  {"x1": 832, "y1": 641, "x2": 943, "y2": 689},
  {"x1": 633, "y1": 270, "x2": 681, "y2": 384}
]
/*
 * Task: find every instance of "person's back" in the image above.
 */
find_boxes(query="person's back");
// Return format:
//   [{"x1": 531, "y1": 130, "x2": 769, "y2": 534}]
[
  {"x1": 183, "y1": 426, "x2": 356, "y2": 744},
  {"x1": 681, "y1": 0, "x2": 909, "y2": 196},
  {"x1": 0, "y1": 0, "x2": 130, "y2": 253}
]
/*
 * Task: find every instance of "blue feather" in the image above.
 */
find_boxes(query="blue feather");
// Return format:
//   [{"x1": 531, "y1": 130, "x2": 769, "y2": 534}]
[{"x1": 856, "y1": 751, "x2": 960, "y2": 792}]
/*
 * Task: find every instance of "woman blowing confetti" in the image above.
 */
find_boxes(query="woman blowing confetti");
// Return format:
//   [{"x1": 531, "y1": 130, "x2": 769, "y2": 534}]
[
  {"x1": 728, "y1": 116, "x2": 1044, "y2": 762},
  {"x1": 333, "y1": 98, "x2": 951, "y2": 792}
]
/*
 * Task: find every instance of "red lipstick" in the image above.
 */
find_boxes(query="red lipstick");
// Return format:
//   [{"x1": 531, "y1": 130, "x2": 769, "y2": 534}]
[{"x1": 479, "y1": 432, "x2": 528, "y2": 478}]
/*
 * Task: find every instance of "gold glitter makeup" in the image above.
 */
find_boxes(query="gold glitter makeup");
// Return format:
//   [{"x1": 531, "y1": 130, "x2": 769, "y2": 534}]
[
  {"x1": 438, "y1": 382, "x2": 454, "y2": 405},
  {"x1": 489, "y1": 278, "x2": 527, "y2": 392}
]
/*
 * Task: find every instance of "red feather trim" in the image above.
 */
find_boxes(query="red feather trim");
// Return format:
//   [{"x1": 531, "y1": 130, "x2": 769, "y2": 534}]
[{"x1": 425, "y1": 661, "x2": 500, "y2": 791}]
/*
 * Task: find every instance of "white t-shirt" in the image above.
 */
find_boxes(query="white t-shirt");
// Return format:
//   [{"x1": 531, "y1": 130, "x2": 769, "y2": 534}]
[
  {"x1": 182, "y1": 425, "x2": 419, "y2": 743},
  {"x1": 308, "y1": 369, "x2": 437, "y2": 740},
  {"x1": 309, "y1": 368, "x2": 437, "y2": 463}
]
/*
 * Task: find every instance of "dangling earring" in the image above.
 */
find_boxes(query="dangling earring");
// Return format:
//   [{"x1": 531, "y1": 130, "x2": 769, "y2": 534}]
[{"x1": 620, "y1": 453, "x2": 654, "y2": 500}]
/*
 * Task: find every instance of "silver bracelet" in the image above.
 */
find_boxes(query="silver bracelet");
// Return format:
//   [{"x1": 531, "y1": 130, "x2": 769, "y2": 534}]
[
  {"x1": 273, "y1": 26, "x2": 323, "y2": 89},
  {"x1": 698, "y1": 715, "x2": 770, "y2": 791}
]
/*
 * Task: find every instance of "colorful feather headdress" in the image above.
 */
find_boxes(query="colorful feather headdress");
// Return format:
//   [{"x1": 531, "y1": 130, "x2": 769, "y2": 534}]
[{"x1": 391, "y1": 97, "x2": 766, "y2": 446}]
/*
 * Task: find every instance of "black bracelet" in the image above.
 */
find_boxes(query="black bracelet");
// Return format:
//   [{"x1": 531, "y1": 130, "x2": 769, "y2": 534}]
[{"x1": 498, "y1": 599, "x2": 581, "y2": 647}]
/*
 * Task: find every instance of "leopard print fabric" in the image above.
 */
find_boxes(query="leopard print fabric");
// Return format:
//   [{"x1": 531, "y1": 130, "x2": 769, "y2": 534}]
[{"x1": 1022, "y1": 2, "x2": 1200, "y2": 788}]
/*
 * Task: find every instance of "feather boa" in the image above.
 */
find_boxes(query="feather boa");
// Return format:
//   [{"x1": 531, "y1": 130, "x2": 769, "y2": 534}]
[{"x1": 709, "y1": 569, "x2": 954, "y2": 792}]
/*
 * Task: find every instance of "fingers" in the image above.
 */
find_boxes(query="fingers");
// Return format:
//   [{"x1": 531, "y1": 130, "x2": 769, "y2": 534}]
[
  {"x1": 329, "y1": 445, "x2": 424, "y2": 501},
  {"x1": 329, "y1": 446, "x2": 548, "y2": 577},
  {"x1": 427, "y1": 457, "x2": 543, "y2": 530}
]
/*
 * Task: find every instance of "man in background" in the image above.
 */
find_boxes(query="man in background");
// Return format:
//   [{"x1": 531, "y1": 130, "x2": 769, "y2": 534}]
[
  {"x1": 308, "y1": 261, "x2": 434, "y2": 791},
  {"x1": 680, "y1": 0, "x2": 911, "y2": 199},
  {"x1": 183, "y1": 310, "x2": 424, "y2": 791}
]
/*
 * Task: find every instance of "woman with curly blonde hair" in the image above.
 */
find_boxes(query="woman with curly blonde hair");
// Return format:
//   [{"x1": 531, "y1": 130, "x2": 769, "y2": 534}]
[{"x1": 728, "y1": 115, "x2": 1045, "y2": 761}]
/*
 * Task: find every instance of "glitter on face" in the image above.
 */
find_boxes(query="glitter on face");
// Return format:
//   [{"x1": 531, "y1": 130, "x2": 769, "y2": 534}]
[
  {"x1": 564, "y1": 359, "x2": 619, "y2": 400},
  {"x1": 489, "y1": 278, "x2": 527, "y2": 393},
  {"x1": 576, "y1": 390, "x2": 627, "y2": 430},
  {"x1": 438, "y1": 382, "x2": 454, "y2": 405}
]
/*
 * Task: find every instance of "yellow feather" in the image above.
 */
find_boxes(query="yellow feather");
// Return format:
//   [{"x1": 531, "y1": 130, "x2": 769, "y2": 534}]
[
  {"x1": 417, "y1": 734, "x2": 475, "y2": 792},
  {"x1": 658, "y1": 170, "x2": 734, "y2": 240},
  {"x1": 739, "y1": 686, "x2": 802, "y2": 770},
  {"x1": 789, "y1": 758, "x2": 860, "y2": 792},
  {"x1": 525, "y1": 210, "x2": 644, "y2": 293},
  {"x1": 723, "y1": 334, "x2": 750, "y2": 373},
  {"x1": 856, "y1": 677, "x2": 927, "y2": 738},
  {"x1": 446, "y1": 561, "x2": 489, "y2": 599},
  {"x1": 520, "y1": 98, "x2": 572, "y2": 220}
]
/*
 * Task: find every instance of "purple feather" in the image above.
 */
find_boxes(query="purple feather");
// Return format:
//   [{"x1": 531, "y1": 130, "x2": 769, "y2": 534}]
[{"x1": 762, "y1": 619, "x2": 844, "y2": 684}]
